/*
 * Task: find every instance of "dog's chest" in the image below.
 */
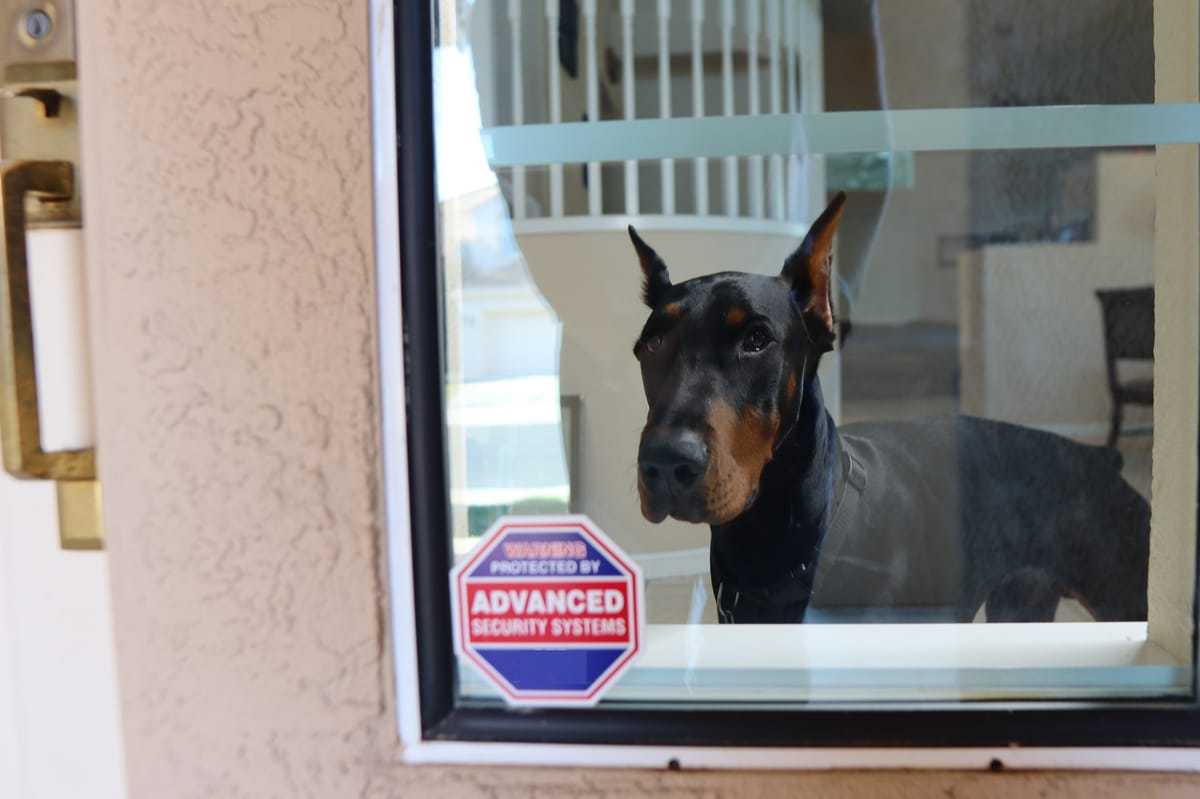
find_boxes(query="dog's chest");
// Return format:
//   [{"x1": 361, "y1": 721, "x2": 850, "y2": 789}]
[{"x1": 807, "y1": 425, "x2": 970, "y2": 618}]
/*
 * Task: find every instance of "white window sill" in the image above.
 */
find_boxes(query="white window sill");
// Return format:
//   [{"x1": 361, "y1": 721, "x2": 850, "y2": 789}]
[{"x1": 459, "y1": 622, "x2": 1190, "y2": 703}]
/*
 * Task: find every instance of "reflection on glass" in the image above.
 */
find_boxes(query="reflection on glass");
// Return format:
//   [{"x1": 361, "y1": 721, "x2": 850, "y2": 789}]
[
  {"x1": 432, "y1": 0, "x2": 1194, "y2": 705},
  {"x1": 435, "y1": 14, "x2": 571, "y2": 546}
]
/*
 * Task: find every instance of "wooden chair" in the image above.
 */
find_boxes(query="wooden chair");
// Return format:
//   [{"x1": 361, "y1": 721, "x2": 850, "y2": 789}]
[{"x1": 1095, "y1": 287, "x2": 1154, "y2": 447}]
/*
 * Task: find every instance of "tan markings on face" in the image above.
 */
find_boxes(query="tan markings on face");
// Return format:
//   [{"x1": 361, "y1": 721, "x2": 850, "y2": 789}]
[
  {"x1": 663, "y1": 302, "x2": 684, "y2": 319},
  {"x1": 704, "y1": 401, "x2": 781, "y2": 523},
  {"x1": 786, "y1": 372, "x2": 797, "y2": 404},
  {"x1": 724, "y1": 306, "x2": 747, "y2": 327}
]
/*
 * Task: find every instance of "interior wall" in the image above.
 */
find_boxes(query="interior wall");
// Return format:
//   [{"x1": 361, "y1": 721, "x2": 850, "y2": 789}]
[
  {"x1": 958, "y1": 242, "x2": 1153, "y2": 432},
  {"x1": 958, "y1": 150, "x2": 1156, "y2": 434},
  {"x1": 76, "y1": 1, "x2": 1200, "y2": 796},
  {"x1": 825, "y1": 1, "x2": 970, "y2": 325},
  {"x1": 966, "y1": 0, "x2": 1153, "y2": 239}
]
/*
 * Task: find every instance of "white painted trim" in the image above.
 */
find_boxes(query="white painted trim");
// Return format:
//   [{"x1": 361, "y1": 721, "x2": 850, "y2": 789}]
[
  {"x1": 615, "y1": 622, "x2": 1163, "y2": 669},
  {"x1": 371, "y1": 0, "x2": 1200, "y2": 769},
  {"x1": 370, "y1": 0, "x2": 423, "y2": 748},
  {"x1": 457, "y1": 622, "x2": 1187, "y2": 703},
  {"x1": 402, "y1": 743, "x2": 1200, "y2": 771}
]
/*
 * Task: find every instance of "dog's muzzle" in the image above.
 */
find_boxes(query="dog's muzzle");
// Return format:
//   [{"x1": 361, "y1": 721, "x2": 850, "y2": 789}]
[{"x1": 638, "y1": 428, "x2": 709, "y2": 522}]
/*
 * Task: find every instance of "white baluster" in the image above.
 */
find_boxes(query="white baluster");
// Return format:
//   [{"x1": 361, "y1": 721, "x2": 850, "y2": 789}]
[
  {"x1": 507, "y1": 0, "x2": 526, "y2": 220},
  {"x1": 721, "y1": 0, "x2": 738, "y2": 217},
  {"x1": 746, "y1": 0, "x2": 764, "y2": 219},
  {"x1": 546, "y1": 0, "x2": 564, "y2": 216},
  {"x1": 767, "y1": 0, "x2": 785, "y2": 220},
  {"x1": 583, "y1": 0, "x2": 601, "y2": 216},
  {"x1": 691, "y1": 0, "x2": 708, "y2": 216},
  {"x1": 785, "y1": 0, "x2": 799, "y2": 222},
  {"x1": 799, "y1": 0, "x2": 825, "y2": 226},
  {"x1": 799, "y1": 0, "x2": 823, "y2": 116},
  {"x1": 657, "y1": 0, "x2": 675, "y2": 214},
  {"x1": 621, "y1": 0, "x2": 638, "y2": 215}
]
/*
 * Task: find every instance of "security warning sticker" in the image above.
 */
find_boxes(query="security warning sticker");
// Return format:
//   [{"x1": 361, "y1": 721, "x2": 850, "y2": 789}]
[{"x1": 450, "y1": 515, "x2": 644, "y2": 706}]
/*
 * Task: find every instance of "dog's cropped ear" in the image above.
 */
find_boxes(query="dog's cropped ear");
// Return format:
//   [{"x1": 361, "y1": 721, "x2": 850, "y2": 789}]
[
  {"x1": 628, "y1": 225, "x2": 672, "y2": 308},
  {"x1": 781, "y1": 192, "x2": 846, "y2": 351}
]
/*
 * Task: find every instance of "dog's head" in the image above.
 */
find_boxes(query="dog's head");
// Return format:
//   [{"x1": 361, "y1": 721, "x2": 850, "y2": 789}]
[{"x1": 630, "y1": 193, "x2": 846, "y2": 525}]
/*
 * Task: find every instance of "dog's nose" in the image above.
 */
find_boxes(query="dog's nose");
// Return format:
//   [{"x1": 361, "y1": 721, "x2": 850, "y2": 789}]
[{"x1": 639, "y1": 430, "x2": 708, "y2": 493}]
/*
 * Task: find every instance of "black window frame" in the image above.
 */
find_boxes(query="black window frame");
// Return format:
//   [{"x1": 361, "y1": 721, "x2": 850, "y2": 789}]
[{"x1": 394, "y1": 0, "x2": 1200, "y2": 748}]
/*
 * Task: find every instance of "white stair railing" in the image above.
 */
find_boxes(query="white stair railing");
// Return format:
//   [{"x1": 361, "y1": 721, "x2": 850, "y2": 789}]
[
  {"x1": 506, "y1": 0, "x2": 525, "y2": 220},
  {"x1": 621, "y1": 0, "x2": 638, "y2": 215},
  {"x1": 545, "y1": 0, "x2": 563, "y2": 217},
  {"x1": 690, "y1": 0, "x2": 708, "y2": 216},
  {"x1": 501, "y1": 0, "x2": 820, "y2": 233},
  {"x1": 657, "y1": 0, "x2": 675, "y2": 214},
  {"x1": 720, "y1": 0, "x2": 738, "y2": 218},
  {"x1": 767, "y1": 0, "x2": 785, "y2": 221},
  {"x1": 745, "y1": 0, "x2": 764, "y2": 220},
  {"x1": 785, "y1": 0, "x2": 800, "y2": 221},
  {"x1": 583, "y1": 0, "x2": 601, "y2": 215}
]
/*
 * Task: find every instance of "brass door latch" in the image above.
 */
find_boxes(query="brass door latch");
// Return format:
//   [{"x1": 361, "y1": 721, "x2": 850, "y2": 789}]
[{"x1": 0, "y1": 1, "x2": 100, "y2": 550}]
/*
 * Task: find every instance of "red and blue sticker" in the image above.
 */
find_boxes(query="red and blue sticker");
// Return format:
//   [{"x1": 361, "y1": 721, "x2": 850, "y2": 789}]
[{"x1": 451, "y1": 515, "x2": 644, "y2": 706}]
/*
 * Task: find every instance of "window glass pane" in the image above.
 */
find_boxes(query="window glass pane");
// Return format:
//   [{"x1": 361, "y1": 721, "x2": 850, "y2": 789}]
[{"x1": 431, "y1": 0, "x2": 1195, "y2": 706}]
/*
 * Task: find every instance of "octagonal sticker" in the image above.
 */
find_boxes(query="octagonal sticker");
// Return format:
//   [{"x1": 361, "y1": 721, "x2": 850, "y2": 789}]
[{"x1": 450, "y1": 515, "x2": 644, "y2": 706}]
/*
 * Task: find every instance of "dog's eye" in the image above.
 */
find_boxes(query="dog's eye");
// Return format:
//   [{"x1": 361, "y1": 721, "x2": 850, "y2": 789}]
[
  {"x1": 644, "y1": 334, "x2": 663, "y2": 353},
  {"x1": 741, "y1": 327, "x2": 773, "y2": 353}
]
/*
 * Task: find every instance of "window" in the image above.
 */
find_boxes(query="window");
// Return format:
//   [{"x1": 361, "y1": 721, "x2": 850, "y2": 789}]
[{"x1": 386, "y1": 0, "x2": 1200, "y2": 760}]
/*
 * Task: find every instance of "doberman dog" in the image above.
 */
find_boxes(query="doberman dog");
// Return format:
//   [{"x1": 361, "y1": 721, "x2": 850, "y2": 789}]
[{"x1": 629, "y1": 193, "x2": 1150, "y2": 623}]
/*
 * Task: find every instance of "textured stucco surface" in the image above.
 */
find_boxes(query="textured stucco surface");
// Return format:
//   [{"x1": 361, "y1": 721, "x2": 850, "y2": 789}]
[
  {"x1": 76, "y1": 1, "x2": 1200, "y2": 796},
  {"x1": 78, "y1": 2, "x2": 393, "y2": 795}
]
